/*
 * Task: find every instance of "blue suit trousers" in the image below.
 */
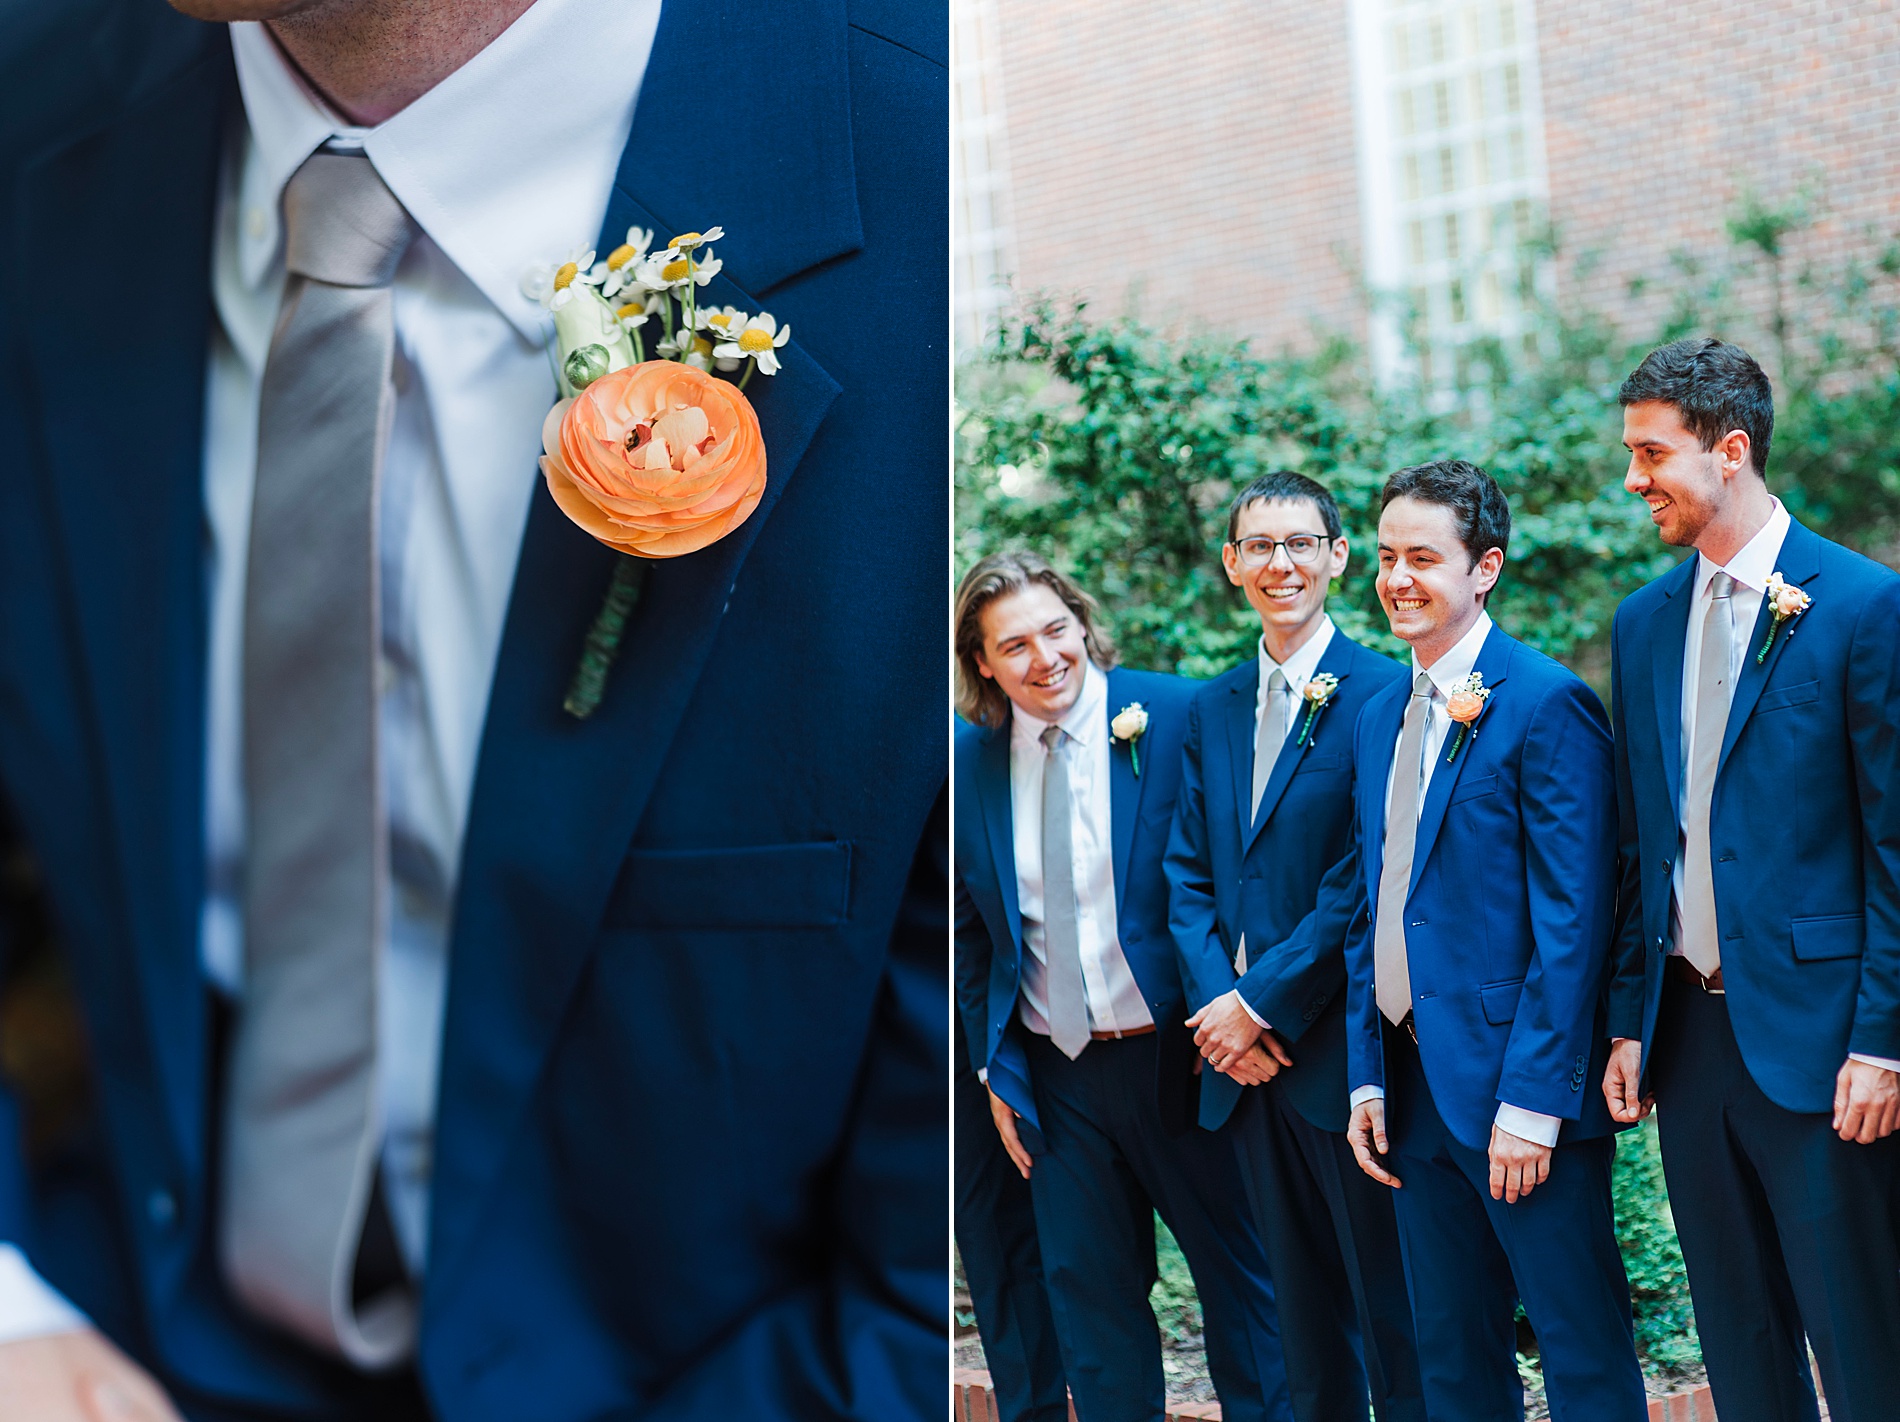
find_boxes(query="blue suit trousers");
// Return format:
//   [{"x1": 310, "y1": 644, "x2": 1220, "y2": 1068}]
[{"x1": 1383, "y1": 1030, "x2": 1645, "y2": 1422}]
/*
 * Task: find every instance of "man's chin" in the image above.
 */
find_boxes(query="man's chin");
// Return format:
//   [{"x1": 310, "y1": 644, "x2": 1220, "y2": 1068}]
[{"x1": 167, "y1": 0, "x2": 321, "y2": 21}]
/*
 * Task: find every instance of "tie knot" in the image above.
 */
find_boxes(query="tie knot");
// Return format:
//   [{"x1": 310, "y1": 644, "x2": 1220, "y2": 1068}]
[
  {"x1": 1040, "y1": 725, "x2": 1065, "y2": 753},
  {"x1": 1413, "y1": 671, "x2": 1434, "y2": 696},
  {"x1": 1709, "y1": 570, "x2": 1737, "y2": 601},
  {"x1": 1267, "y1": 669, "x2": 1286, "y2": 695},
  {"x1": 282, "y1": 151, "x2": 418, "y2": 289}
]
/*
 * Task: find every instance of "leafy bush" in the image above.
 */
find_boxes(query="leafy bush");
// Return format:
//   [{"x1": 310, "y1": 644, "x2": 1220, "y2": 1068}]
[{"x1": 1614, "y1": 1118, "x2": 1701, "y2": 1375}]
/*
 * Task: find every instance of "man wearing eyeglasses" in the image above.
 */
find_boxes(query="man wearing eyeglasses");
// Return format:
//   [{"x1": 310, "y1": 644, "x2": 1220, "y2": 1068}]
[{"x1": 1165, "y1": 473, "x2": 1423, "y2": 1422}]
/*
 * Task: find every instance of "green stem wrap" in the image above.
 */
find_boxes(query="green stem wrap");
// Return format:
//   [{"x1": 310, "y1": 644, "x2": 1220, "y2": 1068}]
[{"x1": 564, "y1": 555, "x2": 648, "y2": 719}]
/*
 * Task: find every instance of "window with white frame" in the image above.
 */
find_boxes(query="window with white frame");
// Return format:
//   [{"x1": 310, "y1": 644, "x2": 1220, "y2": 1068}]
[
  {"x1": 953, "y1": 0, "x2": 1017, "y2": 358},
  {"x1": 1350, "y1": 0, "x2": 1551, "y2": 387}
]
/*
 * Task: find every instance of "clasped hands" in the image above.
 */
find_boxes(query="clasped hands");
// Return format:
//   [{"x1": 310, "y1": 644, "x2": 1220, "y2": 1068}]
[
  {"x1": 1184, "y1": 991, "x2": 1292, "y2": 1086},
  {"x1": 1602, "y1": 1038, "x2": 1900, "y2": 1143}
]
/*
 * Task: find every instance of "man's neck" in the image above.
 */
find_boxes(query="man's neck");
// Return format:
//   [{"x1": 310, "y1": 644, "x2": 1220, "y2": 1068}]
[
  {"x1": 267, "y1": 0, "x2": 540, "y2": 126},
  {"x1": 1409, "y1": 605, "x2": 1483, "y2": 671},
  {"x1": 1693, "y1": 479, "x2": 1777, "y2": 569},
  {"x1": 1260, "y1": 611, "x2": 1324, "y2": 667}
]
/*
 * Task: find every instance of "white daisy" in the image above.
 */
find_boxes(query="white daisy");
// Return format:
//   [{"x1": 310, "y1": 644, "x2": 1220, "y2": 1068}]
[
  {"x1": 713, "y1": 311, "x2": 791, "y2": 376},
  {"x1": 665, "y1": 225, "x2": 725, "y2": 252},
  {"x1": 521, "y1": 245, "x2": 600, "y2": 309}
]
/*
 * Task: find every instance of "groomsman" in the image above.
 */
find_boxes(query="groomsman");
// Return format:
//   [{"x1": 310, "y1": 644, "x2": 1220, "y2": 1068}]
[
  {"x1": 1602, "y1": 338, "x2": 1900, "y2": 1422},
  {"x1": 955, "y1": 1012, "x2": 1070, "y2": 1422},
  {"x1": 1342, "y1": 462, "x2": 1647, "y2": 1421},
  {"x1": 1165, "y1": 472, "x2": 1424, "y2": 1422},
  {"x1": 954, "y1": 552, "x2": 1293, "y2": 1422}
]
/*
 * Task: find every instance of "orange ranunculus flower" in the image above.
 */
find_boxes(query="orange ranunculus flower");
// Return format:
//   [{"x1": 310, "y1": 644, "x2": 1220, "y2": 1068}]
[
  {"x1": 1446, "y1": 688, "x2": 1487, "y2": 724},
  {"x1": 540, "y1": 360, "x2": 767, "y2": 559}
]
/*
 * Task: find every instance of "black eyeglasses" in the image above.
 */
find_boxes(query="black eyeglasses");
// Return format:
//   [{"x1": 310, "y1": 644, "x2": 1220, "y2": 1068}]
[{"x1": 1227, "y1": 533, "x2": 1334, "y2": 568}]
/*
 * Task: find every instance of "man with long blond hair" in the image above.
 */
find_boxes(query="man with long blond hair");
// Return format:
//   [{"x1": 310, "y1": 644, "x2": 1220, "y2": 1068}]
[{"x1": 953, "y1": 551, "x2": 1290, "y2": 1422}]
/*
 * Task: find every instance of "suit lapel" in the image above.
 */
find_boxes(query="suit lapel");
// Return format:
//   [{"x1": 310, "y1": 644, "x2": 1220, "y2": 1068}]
[
  {"x1": 1718, "y1": 519, "x2": 1821, "y2": 777},
  {"x1": 428, "y1": 0, "x2": 858, "y2": 1288},
  {"x1": 1105, "y1": 668, "x2": 1146, "y2": 915},
  {"x1": 1223, "y1": 663, "x2": 1259, "y2": 843},
  {"x1": 12, "y1": 37, "x2": 234, "y2": 1183},
  {"x1": 1646, "y1": 556, "x2": 1696, "y2": 820},
  {"x1": 1410, "y1": 626, "x2": 1514, "y2": 895},
  {"x1": 977, "y1": 724, "x2": 1024, "y2": 955},
  {"x1": 1247, "y1": 635, "x2": 1356, "y2": 852},
  {"x1": 1359, "y1": 688, "x2": 1407, "y2": 914}
]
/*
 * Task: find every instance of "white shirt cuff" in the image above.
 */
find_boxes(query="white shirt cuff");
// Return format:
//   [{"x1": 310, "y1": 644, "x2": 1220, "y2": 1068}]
[
  {"x1": 976, "y1": 1067, "x2": 987, "y2": 1085},
  {"x1": 0, "y1": 1244, "x2": 88, "y2": 1345},
  {"x1": 1234, "y1": 991, "x2": 1270, "y2": 1031},
  {"x1": 1348, "y1": 1085, "x2": 1384, "y2": 1110},
  {"x1": 1849, "y1": 1053, "x2": 1900, "y2": 1074},
  {"x1": 1494, "y1": 1103, "x2": 1562, "y2": 1148}
]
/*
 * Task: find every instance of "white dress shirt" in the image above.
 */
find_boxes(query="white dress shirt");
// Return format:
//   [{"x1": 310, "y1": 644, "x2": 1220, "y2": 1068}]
[
  {"x1": 1655, "y1": 500, "x2": 1899, "y2": 1075},
  {"x1": 1009, "y1": 662, "x2": 1155, "y2": 1041},
  {"x1": 1348, "y1": 612, "x2": 1565, "y2": 1148},
  {"x1": 0, "y1": 0, "x2": 662, "y2": 1343},
  {"x1": 1233, "y1": 616, "x2": 1336, "y2": 1011}
]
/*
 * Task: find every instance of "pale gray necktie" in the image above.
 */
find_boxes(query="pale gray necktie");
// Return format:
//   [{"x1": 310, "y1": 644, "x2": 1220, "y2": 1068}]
[
  {"x1": 1236, "y1": 669, "x2": 1288, "y2": 972},
  {"x1": 1677, "y1": 572, "x2": 1736, "y2": 976},
  {"x1": 1040, "y1": 726, "x2": 1090, "y2": 1058},
  {"x1": 1375, "y1": 673, "x2": 1434, "y2": 1025},
  {"x1": 223, "y1": 150, "x2": 418, "y2": 1368}
]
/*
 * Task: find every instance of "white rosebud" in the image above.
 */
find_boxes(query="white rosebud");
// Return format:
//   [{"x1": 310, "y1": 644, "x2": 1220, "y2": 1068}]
[
  {"x1": 553, "y1": 285, "x2": 634, "y2": 378},
  {"x1": 1111, "y1": 703, "x2": 1149, "y2": 741}
]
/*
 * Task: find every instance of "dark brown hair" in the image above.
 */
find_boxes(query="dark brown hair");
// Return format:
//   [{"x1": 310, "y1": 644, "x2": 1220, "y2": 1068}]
[{"x1": 954, "y1": 551, "x2": 1120, "y2": 729}]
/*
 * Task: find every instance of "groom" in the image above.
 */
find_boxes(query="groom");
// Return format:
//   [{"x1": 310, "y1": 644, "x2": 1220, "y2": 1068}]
[{"x1": 0, "y1": 1, "x2": 945, "y2": 1419}]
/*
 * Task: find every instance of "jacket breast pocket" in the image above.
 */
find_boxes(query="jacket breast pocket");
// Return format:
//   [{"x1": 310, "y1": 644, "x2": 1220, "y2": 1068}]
[
  {"x1": 1479, "y1": 976, "x2": 1524, "y2": 1024},
  {"x1": 1791, "y1": 913, "x2": 1864, "y2": 961},
  {"x1": 1756, "y1": 679, "x2": 1819, "y2": 715},
  {"x1": 1449, "y1": 772, "x2": 1499, "y2": 806},
  {"x1": 605, "y1": 841, "x2": 853, "y2": 930},
  {"x1": 1294, "y1": 752, "x2": 1347, "y2": 775}
]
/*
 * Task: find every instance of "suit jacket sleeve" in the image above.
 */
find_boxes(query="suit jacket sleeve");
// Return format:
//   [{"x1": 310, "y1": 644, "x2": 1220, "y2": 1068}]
[
  {"x1": 1847, "y1": 578, "x2": 1900, "y2": 1060},
  {"x1": 643, "y1": 788, "x2": 946, "y2": 1422},
  {"x1": 1237, "y1": 842, "x2": 1359, "y2": 1044},
  {"x1": 954, "y1": 848, "x2": 996, "y2": 1075},
  {"x1": 1496, "y1": 678, "x2": 1617, "y2": 1120},
  {"x1": 1165, "y1": 695, "x2": 1235, "y2": 1014},
  {"x1": 1606, "y1": 611, "x2": 1649, "y2": 1041}
]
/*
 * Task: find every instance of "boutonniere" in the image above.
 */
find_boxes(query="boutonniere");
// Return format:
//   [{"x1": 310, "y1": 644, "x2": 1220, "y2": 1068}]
[
  {"x1": 1757, "y1": 572, "x2": 1812, "y2": 664},
  {"x1": 1294, "y1": 673, "x2": 1340, "y2": 746},
  {"x1": 522, "y1": 225, "x2": 789, "y2": 719},
  {"x1": 1110, "y1": 703, "x2": 1150, "y2": 776},
  {"x1": 1444, "y1": 672, "x2": 1491, "y2": 764}
]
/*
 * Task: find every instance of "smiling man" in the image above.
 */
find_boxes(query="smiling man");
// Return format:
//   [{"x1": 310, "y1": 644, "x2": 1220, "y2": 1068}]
[
  {"x1": 1339, "y1": 462, "x2": 1646, "y2": 1422},
  {"x1": 1603, "y1": 338, "x2": 1900, "y2": 1422},
  {"x1": 953, "y1": 551, "x2": 1292, "y2": 1422},
  {"x1": 1164, "y1": 473, "x2": 1421, "y2": 1422}
]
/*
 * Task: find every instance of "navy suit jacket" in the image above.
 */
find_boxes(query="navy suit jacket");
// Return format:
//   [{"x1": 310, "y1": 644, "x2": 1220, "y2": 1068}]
[
  {"x1": 0, "y1": 4, "x2": 945, "y2": 1420},
  {"x1": 1166, "y1": 630, "x2": 1405, "y2": 1133},
  {"x1": 955, "y1": 667, "x2": 1202, "y2": 1150},
  {"x1": 1343, "y1": 624, "x2": 1620, "y2": 1152},
  {"x1": 1607, "y1": 519, "x2": 1900, "y2": 1112}
]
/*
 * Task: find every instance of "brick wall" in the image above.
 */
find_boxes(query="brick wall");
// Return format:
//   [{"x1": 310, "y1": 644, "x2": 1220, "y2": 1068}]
[
  {"x1": 990, "y1": 0, "x2": 1367, "y2": 353},
  {"x1": 979, "y1": 0, "x2": 1900, "y2": 364}
]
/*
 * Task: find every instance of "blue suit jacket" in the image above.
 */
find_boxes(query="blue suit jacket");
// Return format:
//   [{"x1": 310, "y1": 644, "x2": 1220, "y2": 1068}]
[
  {"x1": 1607, "y1": 520, "x2": 1900, "y2": 1111},
  {"x1": 1343, "y1": 624, "x2": 1619, "y2": 1151},
  {"x1": 1166, "y1": 631, "x2": 1405, "y2": 1133},
  {"x1": 955, "y1": 667, "x2": 1201, "y2": 1149},
  {"x1": 0, "y1": 4, "x2": 945, "y2": 1419}
]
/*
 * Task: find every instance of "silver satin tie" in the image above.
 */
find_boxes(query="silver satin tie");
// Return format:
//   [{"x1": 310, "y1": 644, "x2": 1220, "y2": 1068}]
[
  {"x1": 1236, "y1": 669, "x2": 1288, "y2": 972},
  {"x1": 1040, "y1": 725, "x2": 1090, "y2": 1059},
  {"x1": 1375, "y1": 673, "x2": 1434, "y2": 1025},
  {"x1": 224, "y1": 150, "x2": 419, "y2": 1368},
  {"x1": 1678, "y1": 572, "x2": 1737, "y2": 977}
]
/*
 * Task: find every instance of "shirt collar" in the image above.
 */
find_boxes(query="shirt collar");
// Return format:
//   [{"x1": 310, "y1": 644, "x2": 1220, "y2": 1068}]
[
  {"x1": 1695, "y1": 497, "x2": 1790, "y2": 599},
  {"x1": 1011, "y1": 658, "x2": 1109, "y2": 750},
  {"x1": 228, "y1": 0, "x2": 661, "y2": 341},
  {"x1": 1413, "y1": 609, "x2": 1493, "y2": 699},
  {"x1": 1259, "y1": 615, "x2": 1335, "y2": 691}
]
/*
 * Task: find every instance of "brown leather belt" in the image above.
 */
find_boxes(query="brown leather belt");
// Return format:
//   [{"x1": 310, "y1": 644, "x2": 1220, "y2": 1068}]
[
  {"x1": 1090, "y1": 1023, "x2": 1156, "y2": 1041},
  {"x1": 1666, "y1": 956, "x2": 1725, "y2": 994}
]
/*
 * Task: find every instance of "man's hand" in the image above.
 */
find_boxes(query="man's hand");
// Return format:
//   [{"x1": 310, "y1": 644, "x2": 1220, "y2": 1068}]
[
  {"x1": 987, "y1": 1086, "x2": 1034, "y2": 1179},
  {"x1": 1487, "y1": 1124, "x2": 1553, "y2": 1203},
  {"x1": 1602, "y1": 1037, "x2": 1653, "y2": 1123},
  {"x1": 0, "y1": 1329, "x2": 185, "y2": 1422},
  {"x1": 1186, "y1": 991, "x2": 1282, "y2": 1074},
  {"x1": 1346, "y1": 1099, "x2": 1401, "y2": 1188},
  {"x1": 1833, "y1": 1058, "x2": 1900, "y2": 1144},
  {"x1": 1218, "y1": 1039, "x2": 1291, "y2": 1087}
]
